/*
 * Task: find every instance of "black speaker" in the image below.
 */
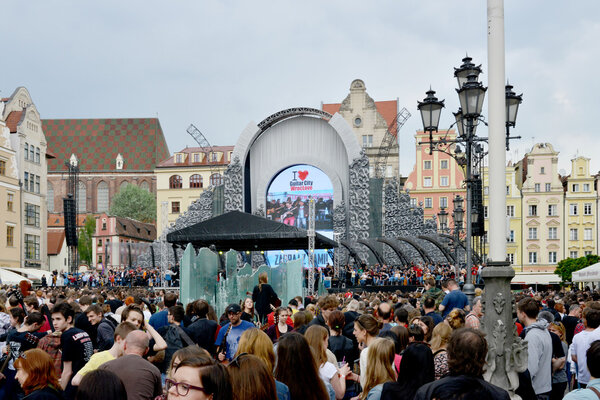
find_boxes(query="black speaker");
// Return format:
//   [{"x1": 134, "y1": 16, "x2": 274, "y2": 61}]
[{"x1": 64, "y1": 196, "x2": 78, "y2": 247}]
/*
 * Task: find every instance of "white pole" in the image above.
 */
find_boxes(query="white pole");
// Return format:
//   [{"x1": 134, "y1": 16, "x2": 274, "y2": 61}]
[{"x1": 487, "y1": 0, "x2": 507, "y2": 262}]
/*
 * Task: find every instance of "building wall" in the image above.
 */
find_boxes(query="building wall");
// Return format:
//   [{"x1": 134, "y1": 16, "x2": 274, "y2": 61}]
[
  {"x1": 0, "y1": 117, "x2": 21, "y2": 269},
  {"x1": 404, "y1": 130, "x2": 466, "y2": 223},
  {"x1": 48, "y1": 233, "x2": 68, "y2": 273}
]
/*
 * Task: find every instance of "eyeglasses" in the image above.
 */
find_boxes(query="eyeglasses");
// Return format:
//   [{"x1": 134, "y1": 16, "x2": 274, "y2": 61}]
[{"x1": 165, "y1": 378, "x2": 207, "y2": 396}]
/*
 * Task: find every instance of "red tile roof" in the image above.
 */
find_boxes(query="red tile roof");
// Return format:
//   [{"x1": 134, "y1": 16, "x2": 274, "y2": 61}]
[
  {"x1": 322, "y1": 100, "x2": 399, "y2": 134},
  {"x1": 157, "y1": 145, "x2": 235, "y2": 168},
  {"x1": 48, "y1": 213, "x2": 92, "y2": 228},
  {"x1": 113, "y1": 216, "x2": 156, "y2": 241},
  {"x1": 47, "y1": 230, "x2": 65, "y2": 255},
  {"x1": 42, "y1": 118, "x2": 170, "y2": 172},
  {"x1": 5, "y1": 111, "x2": 24, "y2": 133}
]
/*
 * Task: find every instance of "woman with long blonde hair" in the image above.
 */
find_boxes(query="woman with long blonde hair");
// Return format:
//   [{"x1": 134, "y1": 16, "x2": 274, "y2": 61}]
[
  {"x1": 429, "y1": 322, "x2": 451, "y2": 379},
  {"x1": 361, "y1": 338, "x2": 396, "y2": 400},
  {"x1": 305, "y1": 325, "x2": 349, "y2": 399}
]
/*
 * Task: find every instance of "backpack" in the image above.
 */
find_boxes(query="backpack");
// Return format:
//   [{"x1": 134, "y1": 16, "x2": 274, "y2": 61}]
[{"x1": 38, "y1": 332, "x2": 62, "y2": 377}]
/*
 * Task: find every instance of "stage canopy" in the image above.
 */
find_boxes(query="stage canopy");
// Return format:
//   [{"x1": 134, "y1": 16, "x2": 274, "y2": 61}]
[{"x1": 166, "y1": 210, "x2": 337, "y2": 252}]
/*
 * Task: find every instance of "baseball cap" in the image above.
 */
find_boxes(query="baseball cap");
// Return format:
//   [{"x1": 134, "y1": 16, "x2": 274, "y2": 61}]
[{"x1": 226, "y1": 304, "x2": 242, "y2": 314}]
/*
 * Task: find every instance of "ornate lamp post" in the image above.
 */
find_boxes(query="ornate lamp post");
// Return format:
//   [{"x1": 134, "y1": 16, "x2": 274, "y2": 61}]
[
  {"x1": 452, "y1": 195, "x2": 464, "y2": 279},
  {"x1": 437, "y1": 207, "x2": 448, "y2": 233}
]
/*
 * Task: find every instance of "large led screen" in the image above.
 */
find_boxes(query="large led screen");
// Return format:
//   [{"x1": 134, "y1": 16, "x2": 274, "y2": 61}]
[{"x1": 266, "y1": 165, "x2": 333, "y2": 268}]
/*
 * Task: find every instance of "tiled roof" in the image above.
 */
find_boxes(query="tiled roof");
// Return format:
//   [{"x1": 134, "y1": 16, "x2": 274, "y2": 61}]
[
  {"x1": 114, "y1": 216, "x2": 156, "y2": 241},
  {"x1": 157, "y1": 145, "x2": 235, "y2": 168},
  {"x1": 42, "y1": 118, "x2": 170, "y2": 172},
  {"x1": 47, "y1": 230, "x2": 65, "y2": 255},
  {"x1": 48, "y1": 213, "x2": 92, "y2": 228},
  {"x1": 322, "y1": 100, "x2": 399, "y2": 133},
  {"x1": 5, "y1": 111, "x2": 24, "y2": 133}
]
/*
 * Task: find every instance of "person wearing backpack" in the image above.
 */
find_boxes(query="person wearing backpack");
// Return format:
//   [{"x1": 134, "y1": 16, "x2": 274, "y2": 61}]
[
  {"x1": 156, "y1": 305, "x2": 194, "y2": 375},
  {"x1": 86, "y1": 304, "x2": 116, "y2": 352}
]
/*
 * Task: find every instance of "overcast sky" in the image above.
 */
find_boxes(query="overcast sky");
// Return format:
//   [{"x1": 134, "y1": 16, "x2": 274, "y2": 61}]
[{"x1": 3, "y1": 1, "x2": 598, "y2": 176}]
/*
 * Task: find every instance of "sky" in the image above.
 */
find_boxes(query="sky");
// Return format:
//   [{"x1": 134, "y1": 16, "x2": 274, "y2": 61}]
[{"x1": 2, "y1": 1, "x2": 599, "y2": 177}]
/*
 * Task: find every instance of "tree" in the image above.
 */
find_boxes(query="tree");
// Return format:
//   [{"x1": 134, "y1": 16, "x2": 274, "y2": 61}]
[
  {"x1": 78, "y1": 215, "x2": 96, "y2": 266},
  {"x1": 554, "y1": 254, "x2": 599, "y2": 283},
  {"x1": 109, "y1": 183, "x2": 156, "y2": 223}
]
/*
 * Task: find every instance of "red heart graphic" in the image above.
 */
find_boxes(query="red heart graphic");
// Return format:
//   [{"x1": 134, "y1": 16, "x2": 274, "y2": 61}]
[{"x1": 298, "y1": 170, "x2": 309, "y2": 180}]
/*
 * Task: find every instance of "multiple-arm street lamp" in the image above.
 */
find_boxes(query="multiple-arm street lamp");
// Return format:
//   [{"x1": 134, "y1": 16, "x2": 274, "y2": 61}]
[{"x1": 418, "y1": 56, "x2": 522, "y2": 302}]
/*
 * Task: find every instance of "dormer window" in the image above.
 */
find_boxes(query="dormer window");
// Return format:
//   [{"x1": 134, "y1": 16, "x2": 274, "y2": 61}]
[
  {"x1": 210, "y1": 152, "x2": 219, "y2": 162},
  {"x1": 115, "y1": 154, "x2": 123, "y2": 170},
  {"x1": 175, "y1": 153, "x2": 184, "y2": 163},
  {"x1": 192, "y1": 153, "x2": 201, "y2": 163}
]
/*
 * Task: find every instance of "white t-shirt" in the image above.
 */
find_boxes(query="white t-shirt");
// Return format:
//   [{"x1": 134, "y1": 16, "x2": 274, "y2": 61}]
[
  {"x1": 319, "y1": 361, "x2": 337, "y2": 382},
  {"x1": 570, "y1": 328, "x2": 600, "y2": 384}
]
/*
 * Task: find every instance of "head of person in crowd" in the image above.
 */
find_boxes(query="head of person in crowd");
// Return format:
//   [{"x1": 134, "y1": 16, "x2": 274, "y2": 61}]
[
  {"x1": 377, "y1": 302, "x2": 393, "y2": 323},
  {"x1": 430, "y1": 322, "x2": 452, "y2": 352},
  {"x1": 394, "y1": 307, "x2": 409, "y2": 326},
  {"x1": 23, "y1": 295, "x2": 40, "y2": 313},
  {"x1": 292, "y1": 310, "x2": 307, "y2": 332},
  {"x1": 517, "y1": 297, "x2": 541, "y2": 326},
  {"x1": 327, "y1": 310, "x2": 345, "y2": 335},
  {"x1": 354, "y1": 314, "x2": 381, "y2": 344},
  {"x1": 169, "y1": 348, "x2": 212, "y2": 377},
  {"x1": 445, "y1": 279, "x2": 459, "y2": 291},
  {"x1": 169, "y1": 305, "x2": 186, "y2": 325},
  {"x1": 86, "y1": 304, "x2": 105, "y2": 326},
  {"x1": 317, "y1": 295, "x2": 338, "y2": 323},
  {"x1": 22, "y1": 312, "x2": 45, "y2": 332},
  {"x1": 390, "y1": 325, "x2": 409, "y2": 354},
  {"x1": 423, "y1": 296, "x2": 436, "y2": 313},
  {"x1": 9, "y1": 307, "x2": 26, "y2": 327},
  {"x1": 471, "y1": 296, "x2": 483, "y2": 318},
  {"x1": 361, "y1": 337, "x2": 396, "y2": 400},
  {"x1": 446, "y1": 309, "x2": 466, "y2": 330},
  {"x1": 242, "y1": 297, "x2": 254, "y2": 315},
  {"x1": 538, "y1": 310, "x2": 554, "y2": 324},
  {"x1": 164, "y1": 292, "x2": 178, "y2": 308},
  {"x1": 123, "y1": 329, "x2": 150, "y2": 356},
  {"x1": 288, "y1": 298, "x2": 298, "y2": 312},
  {"x1": 193, "y1": 300, "x2": 210, "y2": 319},
  {"x1": 121, "y1": 304, "x2": 145, "y2": 329},
  {"x1": 235, "y1": 328, "x2": 275, "y2": 372},
  {"x1": 305, "y1": 325, "x2": 329, "y2": 367},
  {"x1": 305, "y1": 303, "x2": 317, "y2": 317},
  {"x1": 346, "y1": 299, "x2": 360, "y2": 313},
  {"x1": 225, "y1": 303, "x2": 243, "y2": 326},
  {"x1": 78, "y1": 295, "x2": 93, "y2": 312},
  {"x1": 447, "y1": 328, "x2": 487, "y2": 377},
  {"x1": 274, "y1": 306, "x2": 290, "y2": 327},
  {"x1": 383, "y1": 342, "x2": 434, "y2": 399},
  {"x1": 76, "y1": 369, "x2": 127, "y2": 400},
  {"x1": 587, "y1": 340, "x2": 600, "y2": 380},
  {"x1": 408, "y1": 323, "x2": 425, "y2": 343},
  {"x1": 441, "y1": 280, "x2": 450, "y2": 293},
  {"x1": 51, "y1": 301, "x2": 76, "y2": 332},
  {"x1": 379, "y1": 330, "x2": 401, "y2": 355},
  {"x1": 112, "y1": 321, "x2": 137, "y2": 356},
  {"x1": 227, "y1": 353, "x2": 277, "y2": 400},
  {"x1": 568, "y1": 304, "x2": 582, "y2": 318},
  {"x1": 167, "y1": 356, "x2": 232, "y2": 400},
  {"x1": 548, "y1": 322, "x2": 566, "y2": 344},
  {"x1": 420, "y1": 316, "x2": 435, "y2": 342},
  {"x1": 14, "y1": 349, "x2": 60, "y2": 396},
  {"x1": 275, "y1": 332, "x2": 329, "y2": 400},
  {"x1": 583, "y1": 308, "x2": 600, "y2": 329}
]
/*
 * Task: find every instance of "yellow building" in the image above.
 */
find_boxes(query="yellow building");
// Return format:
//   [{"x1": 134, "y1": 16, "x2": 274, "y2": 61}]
[
  {"x1": 564, "y1": 156, "x2": 597, "y2": 259},
  {"x1": 0, "y1": 109, "x2": 21, "y2": 269},
  {"x1": 155, "y1": 146, "x2": 233, "y2": 236}
]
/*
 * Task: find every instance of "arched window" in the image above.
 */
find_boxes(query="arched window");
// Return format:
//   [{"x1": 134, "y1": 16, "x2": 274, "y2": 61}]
[
  {"x1": 97, "y1": 181, "x2": 109, "y2": 212},
  {"x1": 209, "y1": 173, "x2": 223, "y2": 186},
  {"x1": 140, "y1": 181, "x2": 150, "y2": 191},
  {"x1": 119, "y1": 181, "x2": 129, "y2": 192},
  {"x1": 169, "y1": 175, "x2": 183, "y2": 189},
  {"x1": 47, "y1": 181, "x2": 54, "y2": 213},
  {"x1": 189, "y1": 174, "x2": 203, "y2": 188},
  {"x1": 77, "y1": 181, "x2": 86, "y2": 213}
]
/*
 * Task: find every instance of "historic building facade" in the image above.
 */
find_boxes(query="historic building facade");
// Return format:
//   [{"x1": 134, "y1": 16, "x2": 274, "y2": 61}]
[
  {"x1": 2, "y1": 87, "x2": 49, "y2": 269},
  {"x1": 404, "y1": 129, "x2": 466, "y2": 222},
  {"x1": 155, "y1": 146, "x2": 233, "y2": 236},
  {"x1": 322, "y1": 79, "x2": 400, "y2": 178},
  {"x1": 0, "y1": 105, "x2": 21, "y2": 269},
  {"x1": 42, "y1": 118, "x2": 170, "y2": 215}
]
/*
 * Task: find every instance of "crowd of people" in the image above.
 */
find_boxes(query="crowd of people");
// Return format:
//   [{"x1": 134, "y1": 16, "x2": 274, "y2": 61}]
[
  {"x1": 0, "y1": 275, "x2": 599, "y2": 400},
  {"x1": 40, "y1": 266, "x2": 180, "y2": 289}
]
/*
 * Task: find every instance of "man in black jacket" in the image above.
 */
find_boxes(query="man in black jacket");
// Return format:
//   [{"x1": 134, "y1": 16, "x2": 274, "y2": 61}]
[
  {"x1": 186, "y1": 299, "x2": 218, "y2": 355},
  {"x1": 415, "y1": 328, "x2": 510, "y2": 400}
]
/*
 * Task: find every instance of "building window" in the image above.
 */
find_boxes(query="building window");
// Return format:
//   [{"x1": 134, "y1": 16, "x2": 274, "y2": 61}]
[
  {"x1": 24, "y1": 143, "x2": 29, "y2": 160},
  {"x1": 424, "y1": 160, "x2": 432, "y2": 170},
  {"x1": 584, "y1": 228, "x2": 593, "y2": 241},
  {"x1": 98, "y1": 239, "x2": 102, "y2": 247},
  {"x1": 24, "y1": 234, "x2": 40, "y2": 260},
  {"x1": 423, "y1": 177, "x2": 432, "y2": 187},
  {"x1": 528, "y1": 252, "x2": 537, "y2": 264},
  {"x1": 507, "y1": 205, "x2": 514, "y2": 217},
  {"x1": 548, "y1": 227, "x2": 558, "y2": 239},
  {"x1": 484, "y1": 186, "x2": 489, "y2": 195},
  {"x1": 540, "y1": 167, "x2": 545, "y2": 174},
  {"x1": 97, "y1": 181, "x2": 109, "y2": 212},
  {"x1": 189, "y1": 174, "x2": 203, "y2": 188},
  {"x1": 98, "y1": 255, "x2": 103, "y2": 264},
  {"x1": 507, "y1": 230, "x2": 515, "y2": 242},
  {"x1": 210, "y1": 173, "x2": 223, "y2": 186},
  {"x1": 440, "y1": 160, "x2": 448, "y2": 169},
  {"x1": 528, "y1": 205, "x2": 537, "y2": 216},
  {"x1": 25, "y1": 203, "x2": 40, "y2": 227},
  {"x1": 583, "y1": 183, "x2": 590, "y2": 192},
  {"x1": 29, "y1": 146, "x2": 34, "y2": 161},
  {"x1": 570, "y1": 204, "x2": 578, "y2": 216},
  {"x1": 570, "y1": 251, "x2": 579, "y2": 259},
  {"x1": 0, "y1": 160, "x2": 5, "y2": 176},
  {"x1": 410, "y1": 198, "x2": 417, "y2": 207},
  {"x1": 210, "y1": 152, "x2": 219, "y2": 162},
  {"x1": 24, "y1": 172, "x2": 29, "y2": 191},
  {"x1": 548, "y1": 251, "x2": 557, "y2": 264},
  {"x1": 175, "y1": 153, "x2": 184, "y2": 163},
  {"x1": 35, "y1": 147, "x2": 40, "y2": 163},
  {"x1": 545, "y1": 183, "x2": 551, "y2": 192},
  {"x1": 548, "y1": 204, "x2": 557, "y2": 216},
  {"x1": 584, "y1": 203, "x2": 592, "y2": 215},
  {"x1": 35, "y1": 176, "x2": 40, "y2": 194},
  {"x1": 569, "y1": 228, "x2": 578, "y2": 241},
  {"x1": 192, "y1": 153, "x2": 201, "y2": 163},
  {"x1": 440, "y1": 176, "x2": 449, "y2": 187},
  {"x1": 440, "y1": 197, "x2": 448, "y2": 208},
  {"x1": 171, "y1": 201, "x2": 180, "y2": 214},
  {"x1": 572, "y1": 184, "x2": 579, "y2": 192},
  {"x1": 585, "y1": 251, "x2": 593, "y2": 256},
  {"x1": 424, "y1": 198, "x2": 433, "y2": 208},
  {"x1": 362, "y1": 135, "x2": 373, "y2": 148},
  {"x1": 169, "y1": 175, "x2": 183, "y2": 189},
  {"x1": 7, "y1": 226, "x2": 14, "y2": 247},
  {"x1": 47, "y1": 182, "x2": 54, "y2": 213},
  {"x1": 528, "y1": 227, "x2": 538, "y2": 240},
  {"x1": 7, "y1": 193, "x2": 14, "y2": 211},
  {"x1": 140, "y1": 181, "x2": 150, "y2": 191},
  {"x1": 102, "y1": 222, "x2": 107, "y2": 230},
  {"x1": 507, "y1": 253, "x2": 514, "y2": 264},
  {"x1": 484, "y1": 206, "x2": 488, "y2": 219},
  {"x1": 534, "y1": 183, "x2": 540, "y2": 192},
  {"x1": 78, "y1": 181, "x2": 86, "y2": 213},
  {"x1": 506, "y1": 186, "x2": 510, "y2": 195}
]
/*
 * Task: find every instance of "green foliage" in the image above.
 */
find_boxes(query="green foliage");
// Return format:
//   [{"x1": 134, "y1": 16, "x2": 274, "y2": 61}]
[
  {"x1": 109, "y1": 183, "x2": 156, "y2": 223},
  {"x1": 554, "y1": 254, "x2": 599, "y2": 282},
  {"x1": 78, "y1": 215, "x2": 96, "y2": 266}
]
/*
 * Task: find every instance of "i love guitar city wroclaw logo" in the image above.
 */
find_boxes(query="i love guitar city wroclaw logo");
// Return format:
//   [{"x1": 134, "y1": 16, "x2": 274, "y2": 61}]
[{"x1": 289, "y1": 170, "x2": 313, "y2": 191}]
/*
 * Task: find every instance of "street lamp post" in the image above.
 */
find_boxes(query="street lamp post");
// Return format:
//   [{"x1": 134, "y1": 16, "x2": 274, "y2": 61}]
[
  {"x1": 437, "y1": 207, "x2": 448, "y2": 232},
  {"x1": 417, "y1": 56, "x2": 521, "y2": 304},
  {"x1": 452, "y1": 195, "x2": 464, "y2": 279}
]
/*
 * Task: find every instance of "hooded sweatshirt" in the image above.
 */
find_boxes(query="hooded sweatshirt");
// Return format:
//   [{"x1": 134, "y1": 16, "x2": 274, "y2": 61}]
[{"x1": 523, "y1": 319, "x2": 553, "y2": 395}]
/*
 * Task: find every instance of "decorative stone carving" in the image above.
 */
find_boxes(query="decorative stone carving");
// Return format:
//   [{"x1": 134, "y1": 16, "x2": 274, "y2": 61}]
[
  {"x1": 253, "y1": 204, "x2": 265, "y2": 217},
  {"x1": 224, "y1": 156, "x2": 243, "y2": 212},
  {"x1": 493, "y1": 292, "x2": 506, "y2": 315},
  {"x1": 348, "y1": 151, "x2": 370, "y2": 260},
  {"x1": 257, "y1": 108, "x2": 332, "y2": 131},
  {"x1": 333, "y1": 201, "x2": 348, "y2": 265}
]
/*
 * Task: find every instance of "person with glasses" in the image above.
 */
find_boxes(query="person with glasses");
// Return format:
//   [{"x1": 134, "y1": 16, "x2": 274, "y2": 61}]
[
  {"x1": 265, "y1": 307, "x2": 293, "y2": 344},
  {"x1": 165, "y1": 357, "x2": 232, "y2": 400},
  {"x1": 215, "y1": 304, "x2": 254, "y2": 362}
]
